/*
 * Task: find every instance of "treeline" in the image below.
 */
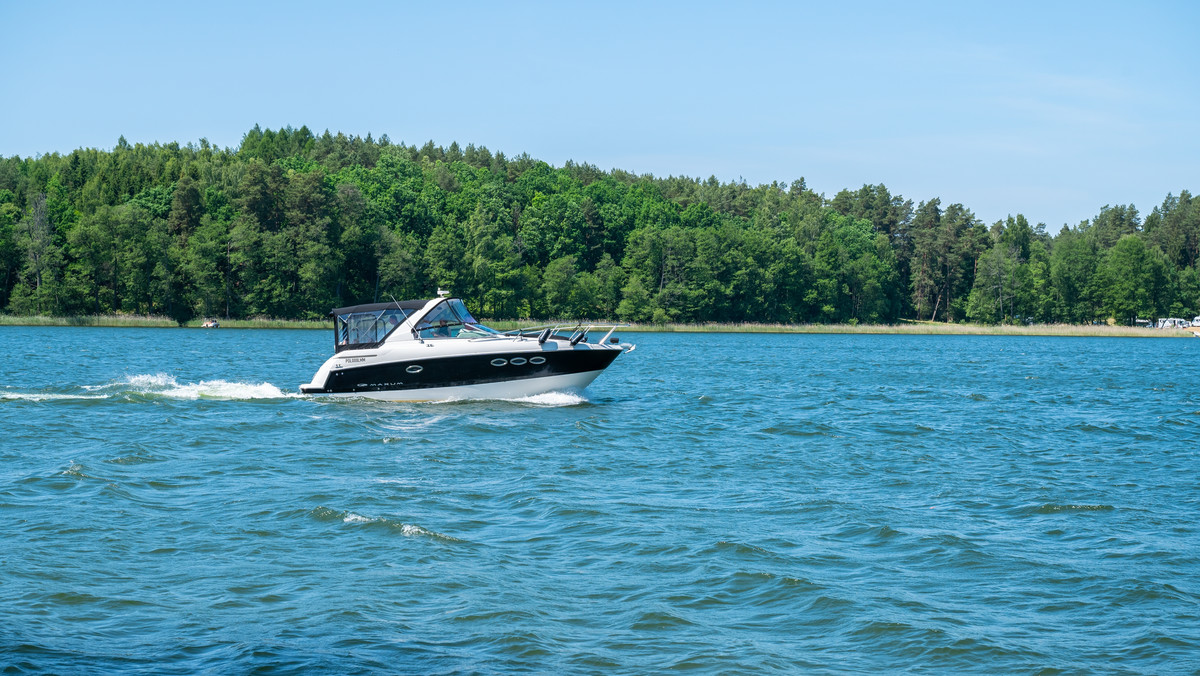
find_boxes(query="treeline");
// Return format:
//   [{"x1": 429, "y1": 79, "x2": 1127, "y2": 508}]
[{"x1": 0, "y1": 125, "x2": 1196, "y2": 325}]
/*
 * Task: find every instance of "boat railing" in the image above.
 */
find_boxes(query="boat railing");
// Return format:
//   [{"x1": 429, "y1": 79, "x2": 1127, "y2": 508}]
[{"x1": 501, "y1": 322, "x2": 629, "y2": 346}]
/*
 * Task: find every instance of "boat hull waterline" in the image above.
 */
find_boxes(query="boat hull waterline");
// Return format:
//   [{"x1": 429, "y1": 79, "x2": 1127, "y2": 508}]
[
  {"x1": 303, "y1": 347, "x2": 621, "y2": 401},
  {"x1": 312, "y1": 369, "x2": 610, "y2": 402}
]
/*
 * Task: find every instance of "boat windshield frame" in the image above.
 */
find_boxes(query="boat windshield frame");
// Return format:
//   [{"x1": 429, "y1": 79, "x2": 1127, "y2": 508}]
[{"x1": 412, "y1": 298, "x2": 501, "y2": 340}]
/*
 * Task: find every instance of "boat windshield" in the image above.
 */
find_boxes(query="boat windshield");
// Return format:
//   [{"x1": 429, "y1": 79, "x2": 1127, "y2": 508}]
[
  {"x1": 413, "y1": 298, "x2": 500, "y2": 340},
  {"x1": 334, "y1": 307, "x2": 415, "y2": 352}
]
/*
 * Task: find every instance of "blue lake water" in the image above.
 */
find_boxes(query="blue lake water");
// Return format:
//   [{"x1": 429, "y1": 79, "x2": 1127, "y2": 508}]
[{"x1": 1, "y1": 326, "x2": 1199, "y2": 673}]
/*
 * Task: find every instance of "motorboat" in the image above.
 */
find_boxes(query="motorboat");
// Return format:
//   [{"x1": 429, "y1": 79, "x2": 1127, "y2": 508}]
[{"x1": 299, "y1": 295, "x2": 635, "y2": 401}]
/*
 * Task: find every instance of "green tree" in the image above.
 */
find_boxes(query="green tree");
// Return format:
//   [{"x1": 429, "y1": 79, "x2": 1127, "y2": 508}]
[
  {"x1": 1049, "y1": 228, "x2": 1099, "y2": 323},
  {"x1": 1087, "y1": 204, "x2": 1141, "y2": 250},
  {"x1": 425, "y1": 224, "x2": 466, "y2": 295},
  {"x1": 908, "y1": 199, "x2": 941, "y2": 319},
  {"x1": 812, "y1": 213, "x2": 898, "y2": 323},
  {"x1": 63, "y1": 206, "x2": 120, "y2": 314},
  {"x1": 0, "y1": 192, "x2": 20, "y2": 309},
  {"x1": 9, "y1": 193, "x2": 64, "y2": 315},
  {"x1": 542, "y1": 255, "x2": 577, "y2": 317},
  {"x1": 181, "y1": 213, "x2": 230, "y2": 318},
  {"x1": 966, "y1": 239, "x2": 1017, "y2": 324},
  {"x1": 1097, "y1": 235, "x2": 1167, "y2": 324},
  {"x1": 1143, "y1": 191, "x2": 1199, "y2": 270},
  {"x1": 617, "y1": 274, "x2": 653, "y2": 322},
  {"x1": 377, "y1": 227, "x2": 424, "y2": 302}
]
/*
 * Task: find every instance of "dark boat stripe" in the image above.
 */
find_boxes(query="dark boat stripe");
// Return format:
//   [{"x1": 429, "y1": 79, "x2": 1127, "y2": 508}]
[{"x1": 311, "y1": 348, "x2": 620, "y2": 394}]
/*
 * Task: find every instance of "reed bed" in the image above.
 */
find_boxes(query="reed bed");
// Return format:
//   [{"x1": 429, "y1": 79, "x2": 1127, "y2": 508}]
[
  {"x1": 0, "y1": 315, "x2": 331, "y2": 329},
  {"x1": 628, "y1": 321, "x2": 1195, "y2": 337},
  {"x1": 183, "y1": 317, "x2": 331, "y2": 330},
  {"x1": 0, "y1": 314, "x2": 1192, "y2": 337},
  {"x1": 0, "y1": 314, "x2": 179, "y2": 328},
  {"x1": 486, "y1": 319, "x2": 1195, "y2": 338}
]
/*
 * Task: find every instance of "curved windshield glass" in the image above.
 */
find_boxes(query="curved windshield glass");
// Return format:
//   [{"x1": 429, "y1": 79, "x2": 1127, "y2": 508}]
[
  {"x1": 449, "y1": 299, "x2": 478, "y2": 324},
  {"x1": 413, "y1": 299, "x2": 500, "y2": 339}
]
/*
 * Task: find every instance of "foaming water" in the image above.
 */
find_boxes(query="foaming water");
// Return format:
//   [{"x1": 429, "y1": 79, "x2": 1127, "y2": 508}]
[
  {"x1": 412, "y1": 390, "x2": 590, "y2": 406},
  {"x1": 2, "y1": 326, "x2": 1200, "y2": 673},
  {"x1": 0, "y1": 391, "x2": 107, "y2": 401},
  {"x1": 2, "y1": 373, "x2": 298, "y2": 402},
  {"x1": 503, "y1": 390, "x2": 590, "y2": 407},
  {"x1": 86, "y1": 373, "x2": 299, "y2": 400}
]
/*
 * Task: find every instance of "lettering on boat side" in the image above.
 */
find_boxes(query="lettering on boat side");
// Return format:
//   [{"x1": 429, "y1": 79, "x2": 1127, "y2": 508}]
[
  {"x1": 346, "y1": 357, "x2": 367, "y2": 363},
  {"x1": 356, "y1": 381, "x2": 404, "y2": 389}
]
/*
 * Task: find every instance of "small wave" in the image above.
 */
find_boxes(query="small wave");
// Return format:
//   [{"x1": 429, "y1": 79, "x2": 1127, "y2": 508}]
[
  {"x1": 631, "y1": 611, "x2": 695, "y2": 630},
  {"x1": 311, "y1": 507, "x2": 462, "y2": 541},
  {"x1": 874, "y1": 425, "x2": 935, "y2": 436},
  {"x1": 1013, "y1": 502, "x2": 1116, "y2": 516},
  {"x1": 832, "y1": 523, "x2": 906, "y2": 543},
  {"x1": 760, "y1": 422, "x2": 836, "y2": 437},
  {"x1": 1031, "y1": 503, "x2": 1115, "y2": 514},
  {"x1": 105, "y1": 450, "x2": 161, "y2": 465},
  {"x1": 1066, "y1": 422, "x2": 1126, "y2": 434},
  {"x1": 376, "y1": 414, "x2": 451, "y2": 433}
]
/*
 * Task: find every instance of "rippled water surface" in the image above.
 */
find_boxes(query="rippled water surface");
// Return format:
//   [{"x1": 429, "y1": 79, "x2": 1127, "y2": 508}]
[{"x1": 2, "y1": 326, "x2": 1199, "y2": 673}]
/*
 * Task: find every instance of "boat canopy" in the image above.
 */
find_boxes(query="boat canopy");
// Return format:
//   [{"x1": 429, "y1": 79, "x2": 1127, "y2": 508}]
[
  {"x1": 332, "y1": 299, "x2": 432, "y2": 353},
  {"x1": 328, "y1": 299, "x2": 432, "y2": 317},
  {"x1": 330, "y1": 297, "x2": 501, "y2": 352}
]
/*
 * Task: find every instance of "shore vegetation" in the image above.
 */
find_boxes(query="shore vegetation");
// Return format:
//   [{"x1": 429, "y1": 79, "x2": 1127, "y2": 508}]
[{"x1": 0, "y1": 126, "x2": 1196, "y2": 328}]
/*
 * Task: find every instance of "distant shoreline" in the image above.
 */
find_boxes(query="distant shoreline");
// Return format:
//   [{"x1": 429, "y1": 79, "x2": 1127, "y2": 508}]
[
  {"x1": 0, "y1": 315, "x2": 329, "y2": 330},
  {"x1": 0, "y1": 314, "x2": 1194, "y2": 338}
]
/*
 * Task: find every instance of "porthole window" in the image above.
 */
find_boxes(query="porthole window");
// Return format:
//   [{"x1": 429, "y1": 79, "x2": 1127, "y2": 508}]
[
  {"x1": 406, "y1": 365, "x2": 423, "y2": 374},
  {"x1": 510, "y1": 357, "x2": 527, "y2": 366},
  {"x1": 530, "y1": 356, "x2": 546, "y2": 365},
  {"x1": 491, "y1": 358, "x2": 508, "y2": 367}
]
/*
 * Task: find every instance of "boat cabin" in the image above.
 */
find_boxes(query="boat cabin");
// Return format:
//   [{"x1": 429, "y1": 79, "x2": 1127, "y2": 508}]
[{"x1": 329, "y1": 297, "x2": 499, "y2": 352}]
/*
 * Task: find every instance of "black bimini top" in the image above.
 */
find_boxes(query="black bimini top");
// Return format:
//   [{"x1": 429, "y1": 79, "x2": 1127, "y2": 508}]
[{"x1": 328, "y1": 299, "x2": 433, "y2": 317}]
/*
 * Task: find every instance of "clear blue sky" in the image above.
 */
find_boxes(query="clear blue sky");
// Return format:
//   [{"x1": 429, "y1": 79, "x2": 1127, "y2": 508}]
[{"x1": 1, "y1": 0, "x2": 1196, "y2": 229}]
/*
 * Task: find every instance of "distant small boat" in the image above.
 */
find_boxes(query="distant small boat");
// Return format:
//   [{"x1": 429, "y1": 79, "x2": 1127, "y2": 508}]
[{"x1": 201, "y1": 319, "x2": 220, "y2": 328}]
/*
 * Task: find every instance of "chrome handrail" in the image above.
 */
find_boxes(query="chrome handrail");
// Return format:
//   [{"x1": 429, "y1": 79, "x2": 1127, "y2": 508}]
[{"x1": 501, "y1": 322, "x2": 629, "y2": 337}]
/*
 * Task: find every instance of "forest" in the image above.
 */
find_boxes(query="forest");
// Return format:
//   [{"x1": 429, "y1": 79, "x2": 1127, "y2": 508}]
[{"x1": 0, "y1": 125, "x2": 1196, "y2": 325}]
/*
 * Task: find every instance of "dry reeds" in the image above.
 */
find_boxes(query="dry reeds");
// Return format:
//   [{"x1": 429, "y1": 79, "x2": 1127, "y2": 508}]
[
  {"x1": 485, "y1": 319, "x2": 1194, "y2": 338},
  {"x1": 1, "y1": 314, "x2": 1191, "y2": 337}
]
